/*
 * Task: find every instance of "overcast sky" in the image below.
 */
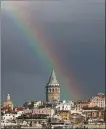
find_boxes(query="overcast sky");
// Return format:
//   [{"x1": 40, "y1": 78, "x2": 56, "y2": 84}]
[{"x1": 1, "y1": 0, "x2": 105, "y2": 106}]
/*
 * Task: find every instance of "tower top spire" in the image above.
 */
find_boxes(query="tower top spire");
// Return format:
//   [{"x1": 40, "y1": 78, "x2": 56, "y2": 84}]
[
  {"x1": 48, "y1": 68, "x2": 59, "y2": 86},
  {"x1": 7, "y1": 94, "x2": 11, "y2": 101}
]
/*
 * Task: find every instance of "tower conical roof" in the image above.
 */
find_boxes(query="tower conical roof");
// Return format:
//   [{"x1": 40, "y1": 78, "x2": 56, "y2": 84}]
[{"x1": 48, "y1": 69, "x2": 59, "y2": 86}]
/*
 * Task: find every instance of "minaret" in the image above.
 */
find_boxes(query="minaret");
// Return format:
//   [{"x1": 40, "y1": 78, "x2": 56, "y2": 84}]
[
  {"x1": 3, "y1": 94, "x2": 13, "y2": 109},
  {"x1": 46, "y1": 69, "x2": 60, "y2": 102},
  {"x1": 7, "y1": 94, "x2": 11, "y2": 101}
]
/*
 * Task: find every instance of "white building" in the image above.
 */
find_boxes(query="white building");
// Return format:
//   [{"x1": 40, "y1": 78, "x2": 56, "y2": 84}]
[
  {"x1": 16, "y1": 111, "x2": 24, "y2": 117},
  {"x1": 1, "y1": 112, "x2": 27, "y2": 127},
  {"x1": 55, "y1": 100, "x2": 74, "y2": 111},
  {"x1": 2, "y1": 111, "x2": 23, "y2": 121},
  {"x1": 23, "y1": 101, "x2": 44, "y2": 109},
  {"x1": 2, "y1": 114, "x2": 15, "y2": 121},
  {"x1": 24, "y1": 108, "x2": 55, "y2": 117},
  {"x1": 33, "y1": 101, "x2": 44, "y2": 108},
  {"x1": 90, "y1": 93, "x2": 106, "y2": 108}
]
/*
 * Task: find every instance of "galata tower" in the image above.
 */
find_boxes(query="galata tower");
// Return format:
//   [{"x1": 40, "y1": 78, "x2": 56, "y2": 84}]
[{"x1": 46, "y1": 69, "x2": 60, "y2": 102}]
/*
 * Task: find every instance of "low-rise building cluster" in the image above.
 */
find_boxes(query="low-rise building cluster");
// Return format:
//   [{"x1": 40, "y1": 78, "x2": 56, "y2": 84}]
[{"x1": 1, "y1": 92, "x2": 106, "y2": 128}]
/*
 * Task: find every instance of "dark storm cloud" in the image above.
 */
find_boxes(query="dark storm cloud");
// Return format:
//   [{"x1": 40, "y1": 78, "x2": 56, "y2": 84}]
[
  {"x1": 1, "y1": 0, "x2": 105, "y2": 105},
  {"x1": 1, "y1": 12, "x2": 47, "y2": 75}
]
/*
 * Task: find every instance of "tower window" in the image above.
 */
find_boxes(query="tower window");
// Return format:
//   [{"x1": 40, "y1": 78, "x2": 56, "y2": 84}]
[
  {"x1": 52, "y1": 89, "x2": 54, "y2": 92},
  {"x1": 49, "y1": 89, "x2": 51, "y2": 92}
]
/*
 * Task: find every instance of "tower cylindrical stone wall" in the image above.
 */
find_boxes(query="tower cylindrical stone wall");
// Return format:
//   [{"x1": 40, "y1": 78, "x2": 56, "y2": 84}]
[{"x1": 46, "y1": 86, "x2": 60, "y2": 101}]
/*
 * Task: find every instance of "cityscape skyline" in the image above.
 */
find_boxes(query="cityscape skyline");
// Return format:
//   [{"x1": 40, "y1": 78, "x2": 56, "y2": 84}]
[
  {"x1": 1, "y1": 68, "x2": 105, "y2": 106},
  {"x1": 1, "y1": 0, "x2": 105, "y2": 105}
]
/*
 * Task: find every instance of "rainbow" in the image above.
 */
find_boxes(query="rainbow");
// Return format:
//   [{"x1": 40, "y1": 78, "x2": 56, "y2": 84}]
[{"x1": 2, "y1": 1, "x2": 83, "y2": 100}]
